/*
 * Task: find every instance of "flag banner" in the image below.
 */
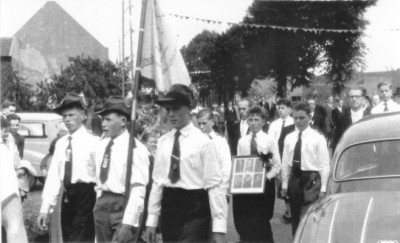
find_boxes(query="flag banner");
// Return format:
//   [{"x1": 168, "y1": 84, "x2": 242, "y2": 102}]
[{"x1": 141, "y1": 0, "x2": 191, "y2": 93}]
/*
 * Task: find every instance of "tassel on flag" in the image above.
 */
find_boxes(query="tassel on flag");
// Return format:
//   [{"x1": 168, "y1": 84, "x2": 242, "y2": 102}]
[{"x1": 141, "y1": 0, "x2": 191, "y2": 93}]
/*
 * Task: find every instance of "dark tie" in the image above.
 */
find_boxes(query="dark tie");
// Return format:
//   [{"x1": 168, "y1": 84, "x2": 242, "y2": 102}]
[
  {"x1": 63, "y1": 136, "x2": 73, "y2": 186},
  {"x1": 169, "y1": 131, "x2": 181, "y2": 183},
  {"x1": 208, "y1": 134, "x2": 213, "y2": 140},
  {"x1": 250, "y1": 132, "x2": 258, "y2": 155},
  {"x1": 281, "y1": 120, "x2": 286, "y2": 133},
  {"x1": 292, "y1": 132, "x2": 302, "y2": 173},
  {"x1": 384, "y1": 102, "x2": 388, "y2": 112},
  {"x1": 100, "y1": 139, "x2": 114, "y2": 184}
]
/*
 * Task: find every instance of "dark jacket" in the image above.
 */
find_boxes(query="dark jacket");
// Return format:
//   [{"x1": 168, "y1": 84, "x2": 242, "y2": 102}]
[
  {"x1": 311, "y1": 105, "x2": 327, "y2": 137},
  {"x1": 332, "y1": 107, "x2": 370, "y2": 152}
]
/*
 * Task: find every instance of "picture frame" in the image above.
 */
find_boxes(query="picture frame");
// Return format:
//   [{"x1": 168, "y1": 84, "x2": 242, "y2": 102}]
[{"x1": 229, "y1": 155, "x2": 266, "y2": 194}]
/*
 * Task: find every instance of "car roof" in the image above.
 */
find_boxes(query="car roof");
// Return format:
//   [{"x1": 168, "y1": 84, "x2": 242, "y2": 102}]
[
  {"x1": 336, "y1": 111, "x2": 400, "y2": 153},
  {"x1": 17, "y1": 112, "x2": 62, "y2": 122}
]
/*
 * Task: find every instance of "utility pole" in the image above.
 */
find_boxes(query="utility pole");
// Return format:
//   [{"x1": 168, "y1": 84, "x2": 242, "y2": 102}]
[
  {"x1": 128, "y1": 0, "x2": 135, "y2": 88},
  {"x1": 121, "y1": 0, "x2": 125, "y2": 96}
]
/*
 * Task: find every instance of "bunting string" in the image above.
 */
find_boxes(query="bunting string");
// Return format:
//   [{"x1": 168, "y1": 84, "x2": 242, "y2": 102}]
[{"x1": 167, "y1": 13, "x2": 400, "y2": 34}]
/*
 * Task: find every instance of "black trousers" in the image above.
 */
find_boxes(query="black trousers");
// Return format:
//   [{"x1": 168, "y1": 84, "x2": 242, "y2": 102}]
[
  {"x1": 288, "y1": 171, "x2": 321, "y2": 236},
  {"x1": 232, "y1": 178, "x2": 275, "y2": 243},
  {"x1": 61, "y1": 182, "x2": 96, "y2": 243},
  {"x1": 160, "y1": 188, "x2": 212, "y2": 243}
]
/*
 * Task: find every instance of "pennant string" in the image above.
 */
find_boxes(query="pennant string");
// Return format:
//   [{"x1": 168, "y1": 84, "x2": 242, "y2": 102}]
[{"x1": 166, "y1": 12, "x2": 400, "y2": 34}]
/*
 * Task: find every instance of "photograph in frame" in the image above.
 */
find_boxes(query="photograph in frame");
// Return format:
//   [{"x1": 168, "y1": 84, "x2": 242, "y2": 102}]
[{"x1": 229, "y1": 155, "x2": 266, "y2": 194}]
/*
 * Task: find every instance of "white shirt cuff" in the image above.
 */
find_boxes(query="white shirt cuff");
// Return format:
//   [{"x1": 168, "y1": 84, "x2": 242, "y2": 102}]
[
  {"x1": 146, "y1": 214, "x2": 159, "y2": 228},
  {"x1": 212, "y1": 219, "x2": 227, "y2": 233},
  {"x1": 40, "y1": 203, "x2": 50, "y2": 214}
]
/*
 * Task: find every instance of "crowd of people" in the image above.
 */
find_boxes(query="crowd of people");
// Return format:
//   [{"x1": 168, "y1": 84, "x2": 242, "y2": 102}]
[{"x1": 1, "y1": 80, "x2": 400, "y2": 243}]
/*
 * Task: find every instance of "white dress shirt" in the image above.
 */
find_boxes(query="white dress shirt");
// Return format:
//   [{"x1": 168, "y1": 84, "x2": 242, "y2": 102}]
[
  {"x1": 281, "y1": 126, "x2": 330, "y2": 192},
  {"x1": 268, "y1": 117, "x2": 294, "y2": 143},
  {"x1": 94, "y1": 130, "x2": 149, "y2": 226},
  {"x1": 237, "y1": 130, "x2": 281, "y2": 180},
  {"x1": 240, "y1": 119, "x2": 249, "y2": 138},
  {"x1": 371, "y1": 100, "x2": 400, "y2": 114},
  {"x1": 209, "y1": 131, "x2": 232, "y2": 194},
  {"x1": 351, "y1": 108, "x2": 364, "y2": 123},
  {"x1": 40, "y1": 126, "x2": 98, "y2": 214},
  {"x1": 146, "y1": 122, "x2": 227, "y2": 233}
]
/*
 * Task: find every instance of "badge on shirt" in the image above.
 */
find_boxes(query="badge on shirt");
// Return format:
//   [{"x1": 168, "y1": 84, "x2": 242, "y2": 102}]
[
  {"x1": 102, "y1": 155, "x2": 109, "y2": 168},
  {"x1": 65, "y1": 149, "x2": 72, "y2": 162}
]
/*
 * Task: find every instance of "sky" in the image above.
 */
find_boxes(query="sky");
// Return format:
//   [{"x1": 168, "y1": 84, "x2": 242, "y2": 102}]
[{"x1": 1, "y1": 0, "x2": 399, "y2": 72}]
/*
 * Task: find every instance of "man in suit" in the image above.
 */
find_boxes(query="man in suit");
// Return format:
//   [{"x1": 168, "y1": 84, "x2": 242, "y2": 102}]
[
  {"x1": 332, "y1": 87, "x2": 370, "y2": 152},
  {"x1": 324, "y1": 96, "x2": 334, "y2": 140},
  {"x1": 228, "y1": 98, "x2": 251, "y2": 155},
  {"x1": 259, "y1": 96, "x2": 271, "y2": 116},
  {"x1": 306, "y1": 96, "x2": 328, "y2": 137},
  {"x1": 225, "y1": 101, "x2": 238, "y2": 154},
  {"x1": 331, "y1": 98, "x2": 344, "y2": 128}
]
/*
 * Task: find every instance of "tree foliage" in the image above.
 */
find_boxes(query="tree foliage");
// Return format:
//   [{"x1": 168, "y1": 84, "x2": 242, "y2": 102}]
[
  {"x1": 182, "y1": 0, "x2": 376, "y2": 100},
  {"x1": 1, "y1": 62, "x2": 35, "y2": 110},
  {"x1": 37, "y1": 56, "x2": 130, "y2": 110}
]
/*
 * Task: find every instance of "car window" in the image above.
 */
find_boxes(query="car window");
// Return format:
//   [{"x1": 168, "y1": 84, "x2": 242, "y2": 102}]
[
  {"x1": 336, "y1": 139, "x2": 400, "y2": 180},
  {"x1": 19, "y1": 122, "x2": 46, "y2": 138}
]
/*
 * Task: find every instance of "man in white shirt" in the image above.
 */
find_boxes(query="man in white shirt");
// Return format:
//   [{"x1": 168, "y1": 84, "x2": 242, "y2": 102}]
[
  {"x1": 268, "y1": 98, "x2": 294, "y2": 221},
  {"x1": 37, "y1": 93, "x2": 98, "y2": 243},
  {"x1": 93, "y1": 96, "x2": 150, "y2": 242},
  {"x1": 281, "y1": 102, "x2": 330, "y2": 236},
  {"x1": 234, "y1": 106, "x2": 280, "y2": 242},
  {"x1": 145, "y1": 84, "x2": 227, "y2": 243},
  {"x1": 371, "y1": 81, "x2": 400, "y2": 114},
  {"x1": 196, "y1": 108, "x2": 232, "y2": 197}
]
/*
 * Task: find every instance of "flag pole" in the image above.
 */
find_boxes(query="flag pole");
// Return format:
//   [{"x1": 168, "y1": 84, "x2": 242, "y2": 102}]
[{"x1": 123, "y1": 0, "x2": 148, "y2": 223}]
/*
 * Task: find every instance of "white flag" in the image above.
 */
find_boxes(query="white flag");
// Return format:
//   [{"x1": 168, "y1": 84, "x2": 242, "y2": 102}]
[{"x1": 141, "y1": 0, "x2": 191, "y2": 93}]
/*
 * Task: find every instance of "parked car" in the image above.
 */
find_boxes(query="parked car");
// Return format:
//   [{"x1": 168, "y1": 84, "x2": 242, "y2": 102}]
[
  {"x1": 17, "y1": 112, "x2": 65, "y2": 187},
  {"x1": 294, "y1": 111, "x2": 400, "y2": 243}
]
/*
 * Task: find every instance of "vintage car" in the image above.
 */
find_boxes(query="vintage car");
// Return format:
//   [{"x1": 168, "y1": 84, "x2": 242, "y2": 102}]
[
  {"x1": 294, "y1": 111, "x2": 400, "y2": 243},
  {"x1": 17, "y1": 112, "x2": 65, "y2": 187}
]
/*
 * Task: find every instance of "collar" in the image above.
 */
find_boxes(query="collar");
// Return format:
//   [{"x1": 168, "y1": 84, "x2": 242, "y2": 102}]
[
  {"x1": 171, "y1": 122, "x2": 193, "y2": 137},
  {"x1": 112, "y1": 129, "x2": 129, "y2": 144},
  {"x1": 350, "y1": 108, "x2": 364, "y2": 115},
  {"x1": 68, "y1": 125, "x2": 86, "y2": 139},
  {"x1": 295, "y1": 125, "x2": 311, "y2": 136},
  {"x1": 209, "y1": 130, "x2": 217, "y2": 138}
]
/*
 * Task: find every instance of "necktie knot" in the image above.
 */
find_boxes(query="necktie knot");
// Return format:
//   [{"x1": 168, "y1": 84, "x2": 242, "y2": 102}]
[
  {"x1": 175, "y1": 130, "x2": 181, "y2": 138},
  {"x1": 68, "y1": 136, "x2": 72, "y2": 141},
  {"x1": 384, "y1": 102, "x2": 388, "y2": 112}
]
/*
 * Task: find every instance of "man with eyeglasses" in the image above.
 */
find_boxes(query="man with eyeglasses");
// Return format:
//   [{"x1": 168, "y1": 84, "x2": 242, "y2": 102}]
[{"x1": 332, "y1": 87, "x2": 370, "y2": 152}]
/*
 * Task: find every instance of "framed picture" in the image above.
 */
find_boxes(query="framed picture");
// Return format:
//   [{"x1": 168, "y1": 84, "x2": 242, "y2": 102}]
[{"x1": 229, "y1": 155, "x2": 266, "y2": 194}]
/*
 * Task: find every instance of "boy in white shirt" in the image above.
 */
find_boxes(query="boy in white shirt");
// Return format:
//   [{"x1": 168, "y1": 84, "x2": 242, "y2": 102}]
[{"x1": 233, "y1": 106, "x2": 280, "y2": 243}]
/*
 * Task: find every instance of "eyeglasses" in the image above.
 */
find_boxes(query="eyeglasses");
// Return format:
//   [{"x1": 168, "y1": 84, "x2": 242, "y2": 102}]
[{"x1": 349, "y1": 95, "x2": 362, "y2": 99}]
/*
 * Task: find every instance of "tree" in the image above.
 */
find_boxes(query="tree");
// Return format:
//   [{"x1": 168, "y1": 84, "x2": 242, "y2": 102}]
[
  {"x1": 37, "y1": 56, "x2": 130, "y2": 110},
  {"x1": 181, "y1": 30, "x2": 219, "y2": 103},
  {"x1": 1, "y1": 62, "x2": 35, "y2": 110},
  {"x1": 240, "y1": 0, "x2": 376, "y2": 96}
]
